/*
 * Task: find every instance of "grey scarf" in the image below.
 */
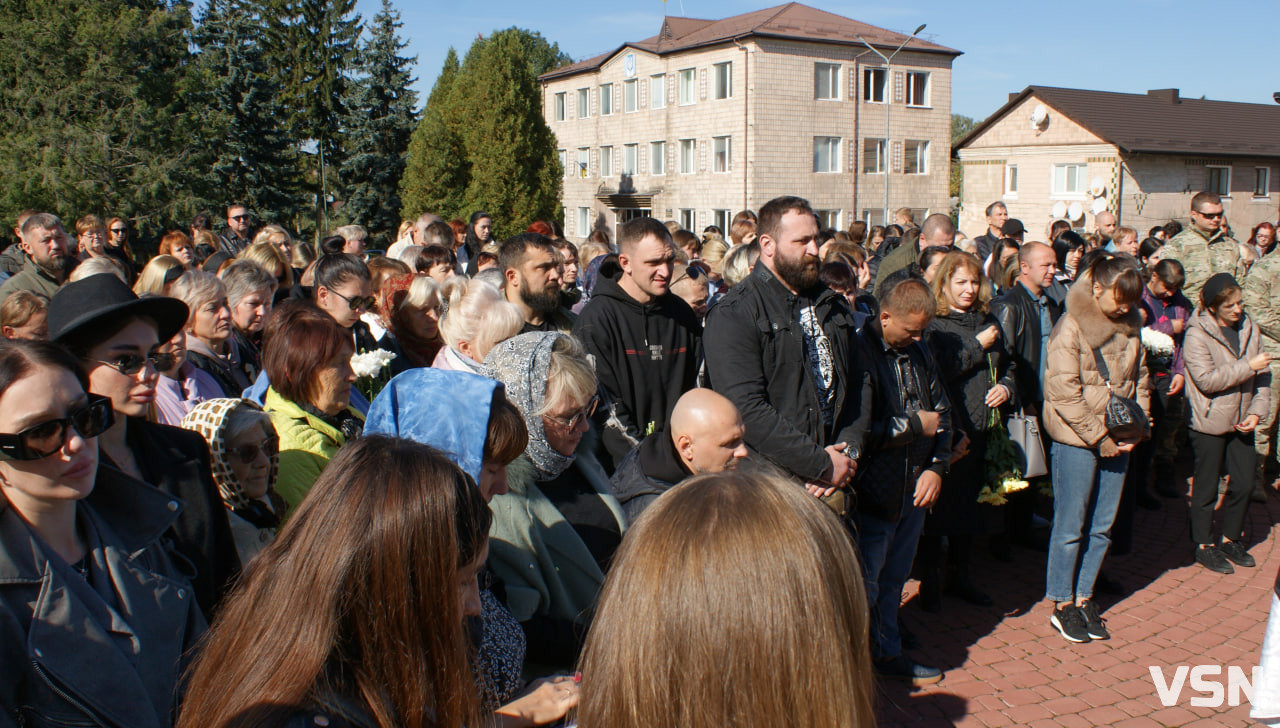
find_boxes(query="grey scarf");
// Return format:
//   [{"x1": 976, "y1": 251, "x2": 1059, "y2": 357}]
[{"x1": 482, "y1": 332, "x2": 576, "y2": 480}]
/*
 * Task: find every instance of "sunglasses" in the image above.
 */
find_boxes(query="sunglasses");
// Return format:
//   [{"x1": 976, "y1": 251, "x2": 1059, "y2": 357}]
[
  {"x1": 109, "y1": 227, "x2": 127, "y2": 234},
  {"x1": 329, "y1": 288, "x2": 377, "y2": 311},
  {"x1": 543, "y1": 395, "x2": 600, "y2": 431},
  {"x1": 230, "y1": 435, "x2": 279, "y2": 465},
  {"x1": 671, "y1": 263, "x2": 708, "y2": 285},
  {"x1": 230, "y1": 214, "x2": 250, "y2": 221},
  {"x1": 0, "y1": 395, "x2": 115, "y2": 461},
  {"x1": 95, "y1": 352, "x2": 177, "y2": 376}
]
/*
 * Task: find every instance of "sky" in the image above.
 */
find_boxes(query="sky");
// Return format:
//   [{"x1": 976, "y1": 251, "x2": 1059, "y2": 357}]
[{"x1": 358, "y1": 0, "x2": 1279, "y2": 121}]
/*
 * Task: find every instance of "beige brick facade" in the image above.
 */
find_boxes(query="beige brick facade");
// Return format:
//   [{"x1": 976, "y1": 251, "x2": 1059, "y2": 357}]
[{"x1": 542, "y1": 32, "x2": 954, "y2": 242}]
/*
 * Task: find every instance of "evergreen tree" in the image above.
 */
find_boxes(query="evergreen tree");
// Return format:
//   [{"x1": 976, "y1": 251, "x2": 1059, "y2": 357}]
[
  {"x1": 399, "y1": 49, "x2": 467, "y2": 220},
  {"x1": 339, "y1": 0, "x2": 417, "y2": 244}
]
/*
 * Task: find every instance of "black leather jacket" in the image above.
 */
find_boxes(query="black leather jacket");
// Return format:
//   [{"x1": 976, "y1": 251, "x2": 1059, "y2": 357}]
[{"x1": 992, "y1": 281, "x2": 1062, "y2": 412}]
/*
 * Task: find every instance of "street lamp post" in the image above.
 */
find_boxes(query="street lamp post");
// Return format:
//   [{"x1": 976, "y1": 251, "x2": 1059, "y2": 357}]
[{"x1": 858, "y1": 24, "x2": 926, "y2": 227}]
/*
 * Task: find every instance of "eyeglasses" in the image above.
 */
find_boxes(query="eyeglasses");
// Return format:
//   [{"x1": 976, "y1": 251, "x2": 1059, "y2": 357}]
[
  {"x1": 328, "y1": 288, "x2": 377, "y2": 311},
  {"x1": 230, "y1": 436, "x2": 279, "y2": 465},
  {"x1": 543, "y1": 395, "x2": 599, "y2": 431},
  {"x1": 1196, "y1": 210, "x2": 1224, "y2": 219},
  {"x1": 0, "y1": 395, "x2": 115, "y2": 461},
  {"x1": 671, "y1": 262, "x2": 708, "y2": 285},
  {"x1": 230, "y1": 215, "x2": 250, "y2": 222},
  {"x1": 109, "y1": 228, "x2": 127, "y2": 234},
  {"x1": 94, "y1": 352, "x2": 176, "y2": 376}
]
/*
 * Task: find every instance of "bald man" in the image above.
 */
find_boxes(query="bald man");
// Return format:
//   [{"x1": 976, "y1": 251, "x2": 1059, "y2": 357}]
[
  {"x1": 610, "y1": 388, "x2": 749, "y2": 522},
  {"x1": 1094, "y1": 211, "x2": 1117, "y2": 245}
]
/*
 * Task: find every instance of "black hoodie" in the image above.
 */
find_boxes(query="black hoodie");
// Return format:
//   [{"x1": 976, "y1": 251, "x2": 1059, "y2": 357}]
[{"x1": 572, "y1": 271, "x2": 703, "y2": 465}]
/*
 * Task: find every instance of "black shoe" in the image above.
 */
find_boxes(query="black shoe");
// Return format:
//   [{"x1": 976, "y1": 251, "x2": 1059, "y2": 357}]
[
  {"x1": 945, "y1": 578, "x2": 993, "y2": 607},
  {"x1": 1050, "y1": 604, "x2": 1092, "y2": 643},
  {"x1": 1094, "y1": 571, "x2": 1125, "y2": 595},
  {"x1": 1078, "y1": 601, "x2": 1110, "y2": 640},
  {"x1": 1195, "y1": 545, "x2": 1235, "y2": 574},
  {"x1": 875, "y1": 654, "x2": 943, "y2": 686},
  {"x1": 917, "y1": 579, "x2": 942, "y2": 613},
  {"x1": 1220, "y1": 540, "x2": 1257, "y2": 568},
  {"x1": 899, "y1": 620, "x2": 920, "y2": 651}
]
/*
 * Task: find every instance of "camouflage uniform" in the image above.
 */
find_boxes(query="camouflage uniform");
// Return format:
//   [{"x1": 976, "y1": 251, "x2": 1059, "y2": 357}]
[
  {"x1": 1160, "y1": 225, "x2": 1243, "y2": 307},
  {"x1": 1243, "y1": 252, "x2": 1280, "y2": 487}
]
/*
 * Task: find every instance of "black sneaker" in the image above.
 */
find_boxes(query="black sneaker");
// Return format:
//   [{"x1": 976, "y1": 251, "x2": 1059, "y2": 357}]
[
  {"x1": 1220, "y1": 540, "x2": 1256, "y2": 568},
  {"x1": 1078, "y1": 601, "x2": 1110, "y2": 640},
  {"x1": 875, "y1": 654, "x2": 943, "y2": 686},
  {"x1": 1195, "y1": 545, "x2": 1235, "y2": 574},
  {"x1": 1050, "y1": 604, "x2": 1092, "y2": 643}
]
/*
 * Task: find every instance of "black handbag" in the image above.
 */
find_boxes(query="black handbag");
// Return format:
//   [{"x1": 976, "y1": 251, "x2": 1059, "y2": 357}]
[{"x1": 1091, "y1": 347, "x2": 1150, "y2": 441}]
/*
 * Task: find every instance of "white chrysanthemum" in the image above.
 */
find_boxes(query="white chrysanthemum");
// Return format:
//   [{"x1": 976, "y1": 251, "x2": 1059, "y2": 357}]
[
  {"x1": 1141, "y1": 327, "x2": 1175, "y2": 357},
  {"x1": 350, "y1": 349, "x2": 396, "y2": 378}
]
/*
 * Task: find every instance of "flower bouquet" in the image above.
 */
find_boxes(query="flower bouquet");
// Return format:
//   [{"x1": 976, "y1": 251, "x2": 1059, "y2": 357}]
[
  {"x1": 1141, "y1": 327, "x2": 1175, "y2": 374},
  {"x1": 979, "y1": 356, "x2": 1030, "y2": 506},
  {"x1": 351, "y1": 349, "x2": 396, "y2": 402}
]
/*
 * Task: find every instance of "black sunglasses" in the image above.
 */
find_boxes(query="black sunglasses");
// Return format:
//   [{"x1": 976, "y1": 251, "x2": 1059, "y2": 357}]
[
  {"x1": 1196, "y1": 210, "x2": 1224, "y2": 219},
  {"x1": 109, "y1": 227, "x2": 127, "y2": 234},
  {"x1": 0, "y1": 395, "x2": 115, "y2": 461},
  {"x1": 230, "y1": 435, "x2": 279, "y2": 465},
  {"x1": 329, "y1": 288, "x2": 377, "y2": 311},
  {"x1": 95, "y1": 352, "x2": 176, "y2": 376},
  {"x1": 230, "y1": 214, "x2": 250, "y2": 221}
]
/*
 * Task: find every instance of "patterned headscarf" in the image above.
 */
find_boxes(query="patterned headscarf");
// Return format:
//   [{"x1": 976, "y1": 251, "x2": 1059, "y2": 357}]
[
  {"x1": 182, "y1": 398, "x2": 284, "y2": 527},
  {"x1": 482, "y1": 332, "x2": 575, "y2": 481}
]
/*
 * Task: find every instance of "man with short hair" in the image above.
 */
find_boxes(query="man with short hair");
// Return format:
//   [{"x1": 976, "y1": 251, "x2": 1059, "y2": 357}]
[
  {"x1": 0, "y1": 213, "x2": 72, "y2": 301},
  {"x1": 1160, "y1": 191, "x2": 1243, "y2": 306},
  {"x1": 1094, "y1": 211, "x2": 1118, "y2": 244},
  {"x1": 973, "y1": 202, "x2": 1008, "y2": 260},
  {"x1": 704, "y1": 195, "x2": 868, "y2": 499},
  {"x1": 874, "y1": 213, "x2": 955, "y2": 294},
  {"x1": 335, "y1": 224, "x2": 367, "y2": 256},
  {"x1": 855, "y1": 277, "x2": 952, "y2": 685},
  {"x1": 894, "y1": 207, "x2": 917, "y2": 231},
  {"x1": 574, "y1": 217, "x2": 702, "y2": 463},
  {"x1": 610, "y1": 388, "x2": 748, "y2": 520},
  {"x1": 0, "y1": 209, "x2": 38, "y2": 277},
  {"x1": 218, "y1": 204, "x2": 254, "y2": 256},
  {"x1": 1001, "y1": 218, "x2": 1026, "y2": 244},
  {"x1": 500, "y1": 233, "x2": 573, "y2": 334}
]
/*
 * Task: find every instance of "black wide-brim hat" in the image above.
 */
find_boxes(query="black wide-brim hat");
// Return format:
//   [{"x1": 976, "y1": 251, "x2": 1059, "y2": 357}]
[{"x1": 49, "y1": 272, "x2": 190, "y2": 345}]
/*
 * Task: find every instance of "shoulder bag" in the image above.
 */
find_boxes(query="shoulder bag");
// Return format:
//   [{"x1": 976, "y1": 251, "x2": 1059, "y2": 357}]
[{"x1": 1091, "y1": 347, "x2": 1150, "y2": 442}]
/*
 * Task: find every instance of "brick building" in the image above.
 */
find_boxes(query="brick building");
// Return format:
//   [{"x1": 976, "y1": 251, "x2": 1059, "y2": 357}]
[
  {"x1": 537, "y1": 3, "x2": 960, "y2": 242},
  {"x1": 955, "y1": 86, "x2": 1280, "y2": 240}
]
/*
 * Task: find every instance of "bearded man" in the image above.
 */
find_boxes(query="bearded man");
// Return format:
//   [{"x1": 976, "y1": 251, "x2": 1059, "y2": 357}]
[{"x1": 499, "y1": 233, "x2": 575, "y2": 334}]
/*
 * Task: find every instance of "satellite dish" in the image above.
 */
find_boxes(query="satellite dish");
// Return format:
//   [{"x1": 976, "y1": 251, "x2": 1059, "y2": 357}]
[
  {"x1": 1089, "y1": 177, "x2": 1107, "y2": 197},
  {"x1": 1091, "y1": 198, "x2": 1108, "y2": 214},
  {"x1": 1029, "y1": 104, "x2": 1049, "y2": 128},
  {"x1": 1052, "y1": 201, "x2": 1067, "y2": 219},
  {"x1": 1067, "y1": 202, "x2": 1084, "y2": 221}
]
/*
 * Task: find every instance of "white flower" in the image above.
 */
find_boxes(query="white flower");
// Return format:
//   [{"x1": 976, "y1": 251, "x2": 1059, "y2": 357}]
[
  {"x1": 350, "y1": 349, "x2": 396, "y2": 378},
  {"x1": 1141, "y1": 327, "x2": 1175, "y2": 357}
]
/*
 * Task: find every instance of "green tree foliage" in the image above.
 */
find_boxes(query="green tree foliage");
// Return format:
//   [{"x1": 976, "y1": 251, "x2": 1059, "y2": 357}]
[
  {"x1": 399, "y1": 49, "x2": 467, "y2": 221},
  {"x1": 339, "y1": 0, "x2": 418, "y2": 245},
  {"x1": 499, "y1": 26, "x2": 572, "y2": 78},
  {"x1": 950, "y1": 114, "x2": 978, "y2": 199}
]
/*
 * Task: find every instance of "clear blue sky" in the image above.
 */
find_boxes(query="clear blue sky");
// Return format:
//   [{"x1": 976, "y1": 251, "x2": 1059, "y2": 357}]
[{"x1": 359, "y1": 0, "x2": 1278, "y2": 121}]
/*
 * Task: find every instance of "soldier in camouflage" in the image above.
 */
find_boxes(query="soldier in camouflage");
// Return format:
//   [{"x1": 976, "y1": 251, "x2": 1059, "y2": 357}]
[
  {"x1": 1160, "y1": 192, "x2": 1243, "y2": 308},
  {"x1": 1243, "y1": 245, "x2": 1280, "y2": 499}
]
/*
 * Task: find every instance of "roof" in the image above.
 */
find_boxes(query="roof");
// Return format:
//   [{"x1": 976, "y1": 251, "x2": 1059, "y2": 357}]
[
  {"x1": 539, "y1": 2, "x2": 960, "y2": 82},
  {"x1": 956, "y1": 85, "x2": 1280, "y2": 159}
]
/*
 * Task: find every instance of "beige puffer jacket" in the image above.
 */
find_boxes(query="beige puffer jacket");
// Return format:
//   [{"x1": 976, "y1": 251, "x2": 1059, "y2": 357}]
[
  {"x1": 1182, "y1": 309, "x2": 1271, "y2": 435},
  {"x1": 1043, "y1": 269, "x2": 1151, "y2": 449}
]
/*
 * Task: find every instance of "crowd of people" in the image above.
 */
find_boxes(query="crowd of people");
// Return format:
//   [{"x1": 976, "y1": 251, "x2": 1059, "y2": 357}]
[{"x1": 0, "y1": 191, "x2": 1275, "y2": 727}]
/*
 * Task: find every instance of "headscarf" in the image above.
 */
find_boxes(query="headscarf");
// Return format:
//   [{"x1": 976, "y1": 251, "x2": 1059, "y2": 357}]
[
  {"x1": 482, "y1": 332, "x2": 575, "y2": 481},
  {"x1": 181, "y1": 398, "x2": 284, "y2": 529}
]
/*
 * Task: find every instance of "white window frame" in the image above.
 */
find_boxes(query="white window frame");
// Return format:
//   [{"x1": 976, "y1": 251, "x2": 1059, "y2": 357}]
[
  {"x1": 600, "y1": 146, "x2": 614, "y2": 177},
  {"x1": 862, "y1": 68, "x2": 886, "y2": 103},
  {"x1": 679, "y1": 138, "x2": 696, "y2": 174},
  {"x1": 713, "y1": 209, "x2": 731, "y2": 232},
  {"x1": 1051, "y1": 163, "x2": 1087, "y2": 197},
  {"x1": 1256, "y1": 167, "x2": 1271, "y2": 199},
  {"x1": 904, "y1": 140, "x2": 928, "y2": 175},
  {"x1": 678, "y1": 68, "x2": 697, "y2": 106},
  {"x1": 713, "y1": 62, "x2": 732, "y2": 99},
  {"x1": 623, "y1": 79, "x2": 638, "y2": 113},
  {"x1": 557, "y1": 149, "x2": 567, "y2": 177},
  {"x1": 813, "y1": 136, "x2": 841, "y2": 173},
  {"x1": 623, "y1": 144, "x2": 638, "y2": 175},
  {"x1": 905, "y1": 72, "x2": 930, "y2": 107},
  {"x1": 576, "y1": 147, "x2": 589, "y2": 178},
  {"x1": 554, "y1": 92, "x2": 566, "y2": 121},
  {"x1": 599, "y1": 83, "x2": 613, "y2": 116},
  {"x1": 650, "y1": 141, "x2": 666, "y2": 175},
  {"x1": 679, "y1": 209, "x2": 696, "y2": 230},
  {"x1": 862, "y1": 138, "x2": 885, "y2": 174},
  {"x1": 815, "y1": 62, "x2": 840, "y2": 100},
  {"x1": 1004, "y1": 164, "x2": 1018, "y2": 197},
  {"x1": 576, "y1": 88, "x2": 589, "y2": 119},
  {"x1": 650, "y1": 73, "x2": 666, "y2": 109},
  {"x1": 816, "y1": 210, "x2": 841, "y2": 230},
  {"x1": 712, "y1": 136, "x2": 731, "y2": 173},
  {"x1": 577, "y1": 207, "x2": 591, "y2": 237},
  {"x1": 1206, "y1": 165, "x2": 1231, "y2": 197}
]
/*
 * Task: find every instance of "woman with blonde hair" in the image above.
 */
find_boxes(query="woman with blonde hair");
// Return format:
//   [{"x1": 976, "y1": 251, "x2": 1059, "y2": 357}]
[
  {"x1": 75, "y1": 214, "x2": 108, "y2": 260},
  {"x1": 721, "y1": 241, "x2": 759, "y2": 288},
  {"x1": 252, "y1": 223, "x2": 294, "y2": 260},
  {"x1": 577, "y1": 468, "x2": 875, "y2": 728},
  {"x1": 134, "y1": 254, "x2": 186, "y2": 296},
  {"x1": 433, "y1": 277, "x2": 524, "y2": 374},
  {"x1": 239, "y1": 241, "x2": 295, "y2": 290},
  {"x1": 171, "y1": 270, "x2": 253, "y2": 397},
  {"x1": 379, "y1": 273, "x2": 444, "y2": 373}
]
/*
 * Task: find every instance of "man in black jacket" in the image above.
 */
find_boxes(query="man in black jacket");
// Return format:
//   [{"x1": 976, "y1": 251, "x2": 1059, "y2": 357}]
[
  {"x1": 704, "y1": 195, "x2": 868, "y2": 497},
  {"x1": 573, "y1": 217, "x2": 702, "y2": 465},
  {"x1": 854, "y1": 277, "x2": 952, "y2": 686}
]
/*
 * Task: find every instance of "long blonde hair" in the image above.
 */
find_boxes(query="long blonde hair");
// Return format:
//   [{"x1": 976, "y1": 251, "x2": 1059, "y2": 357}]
[
  {"x1": 929, "y1": 251, "x2": 991, "y2": 315},
  {"x1": 577, "y1": 468, "x2": 875, "y2": 728}
]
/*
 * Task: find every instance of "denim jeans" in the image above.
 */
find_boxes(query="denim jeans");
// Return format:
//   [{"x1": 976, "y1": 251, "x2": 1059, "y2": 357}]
[
  {"x1": 1045, "y1": 441, "x2": 1130, "y2": 603},
  {"x1": 853, "y1": 503, "x2": 926, "y2": 659}
]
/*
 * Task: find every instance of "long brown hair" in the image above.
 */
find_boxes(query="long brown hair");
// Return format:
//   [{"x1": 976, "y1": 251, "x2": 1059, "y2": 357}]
[
  {"x1": 930, "y1": 251, "x2": 992, "y2": 315},
  {"x1": 177, "y1": 436, "x2": 489, "y2": 728},
  {"x1": 576, "y1": 468, "x2": 876, "y2": 728}
]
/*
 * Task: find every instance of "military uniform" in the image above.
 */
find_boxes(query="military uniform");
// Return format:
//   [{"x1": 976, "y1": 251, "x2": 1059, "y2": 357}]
[
  {"x1": 1161, "y1": 225, "x2": 1243, "y2": 307},
  {"x1": 1242, "y1": 252, "x2": 1280, "y2": 488}
]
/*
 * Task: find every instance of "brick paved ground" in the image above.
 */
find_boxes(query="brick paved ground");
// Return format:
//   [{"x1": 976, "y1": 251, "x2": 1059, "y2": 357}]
[{"x1": 876, "y1": 478, "x2": 1277, "y2": 727}]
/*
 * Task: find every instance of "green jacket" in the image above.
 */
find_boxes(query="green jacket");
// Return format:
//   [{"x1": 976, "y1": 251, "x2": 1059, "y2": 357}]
[
  {"x1": 1243, "y1": 252, "x2": 1280, "y2": 358},
  {"x1": 0, "y1": 255, "x2": 63, "y2": 301},
  {"x1": 873, "y1": 240, "x2": 917, "y2": 294},
  {"x1": 1161, "y1": 226, "x2": 1243, "y2": 307},
  {"x1": 263, "y1": 387, "x2": 362, "y2": 513}
]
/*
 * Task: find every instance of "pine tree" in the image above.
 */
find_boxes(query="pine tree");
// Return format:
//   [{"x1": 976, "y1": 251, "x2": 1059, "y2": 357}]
[
  {"x1": 399, "y1": 48, "x2": 468, "y2": 221},
  {"x1": 339, "y1": 0, "x2": 418, "y2": 245}
]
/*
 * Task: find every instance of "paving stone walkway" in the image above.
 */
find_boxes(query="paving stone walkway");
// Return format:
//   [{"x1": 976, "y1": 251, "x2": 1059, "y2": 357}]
[{"x1": 875, "y1": 483, "x2": 1277, "y2": 727}]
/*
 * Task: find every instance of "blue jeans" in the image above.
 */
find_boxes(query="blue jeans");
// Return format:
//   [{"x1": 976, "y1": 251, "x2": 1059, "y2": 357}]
[
  {"x1": 1045, "y1": 441, "x2": 1130, "y2": 603},
  {"x1": 853, "y1": 503, "x2": 926, "y2": 659}
]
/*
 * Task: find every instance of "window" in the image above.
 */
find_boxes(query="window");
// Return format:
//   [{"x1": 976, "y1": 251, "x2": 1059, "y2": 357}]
[
  {"x1": 680, "y1": 209, "x2": 696, "y2": 230},
  {"x1": 1052, "y1": 163, "x2": 1086, "y2": 195},
  {"x1": 651, "y1": 74, "x2": 666, "y2": 109},
  {"x1": 863, "y1": 68, "x2": 886, "y2": 103},
  {"x1": 557, "y1": 149, "x2": 567, "y2": 177},
  {"x1": 713, "y1": 62, "x2": 732, "y2": 99},
  {"x1": 678, "y1": 68, "x2": 696, "y2": 106},
  {"x1": 1207, "y1": 165, "x2": 1231, "y2": 196},
  {"x1": 650, "y1": 141, "x2": 666, "y2": 175},
  {"x1": 578, "y1": 207, "x2": 591, "y2": 237},
  {"x1": 862, "y1": 138, "x2": 885, "y2": 174},
  {"x1": 713, "y1": 209, "x2": 731, "y2": 232},
  {"x1": 1257, "y1": 167, "x2": 1271, "y2": 198},
  {"x1": 1004, "y1": 164, "x2": 1019, "y2": 196},
  {"x1": 904, "y1": 140, "x2": 928, "y2": 175},
  {"x1": 576, "y1": 147, "x2": 589, "y2": 178},
  {"x1": 816, "y1": 210, "x2": 841, "y2": 230},
  {"x1": 600, "y1": 146, "x2": 613, "y2": 177},
  {"x1": 905, "y1": 72, "x2": 929, "y2": 107},
  {"x1": 623, "y1": 144, "x2": 638, "y2": 175},
  {"x1": 679, "y1": 138, "x2": 697, "y2": 174},
  {"x1": 815, "y1": 63, "x2": 840, "y2": 100},
  {"x1": 624, "y1": 79, "x2": 638, "y2": 112},
  {"x1": 554, "y1": 92, "x2": 566, "y2": 121},
  {"x1": 813, "y1": 136, "x2": 841, "y2": 173},
  {"x1": 600, "y1": 83, "x2": 613, "y2": 115},
  {"x1": 713, "y1": 136, "x2": 731, "y2": 173},
  {"x1": 861, "y1": 209, "x2": 884, "y2": 226},
  {"x1": 577, "y1": 88, "x2": 589, "y2": 118}
]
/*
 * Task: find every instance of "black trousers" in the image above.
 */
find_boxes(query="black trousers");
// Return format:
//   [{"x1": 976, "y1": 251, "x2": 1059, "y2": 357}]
[{"x1": 1189, "y1": 429, "x2": 1255, "y2": 546}]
